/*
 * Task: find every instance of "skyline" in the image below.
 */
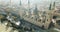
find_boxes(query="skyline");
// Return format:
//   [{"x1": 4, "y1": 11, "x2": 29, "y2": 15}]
[
  {"x1": 0, "y1": 0, "x2": 60, "y2": 11},
  {"x1": 0, "y1": 0, "x2": 59, "y2": 5}
]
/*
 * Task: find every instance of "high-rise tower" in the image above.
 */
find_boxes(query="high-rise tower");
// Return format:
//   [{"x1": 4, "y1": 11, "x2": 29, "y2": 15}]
[
  {"x1": 34, "y1": 4, "x2": 38, "y2": 15},
  {"x1": 20, "y1": 0, "x2": 22, "y2": 6}
]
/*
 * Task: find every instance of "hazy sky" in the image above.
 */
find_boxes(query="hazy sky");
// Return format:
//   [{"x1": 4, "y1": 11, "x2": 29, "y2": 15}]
[
  {"x1": 0, "y1": 0, "x2": 60, "y2": 7},
  {"x1": 0, "y1": 0, "x2": 59, "y2": 5},
  {"x1": 0, "y1": 0, "x2": 60, "y2": 10}
]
